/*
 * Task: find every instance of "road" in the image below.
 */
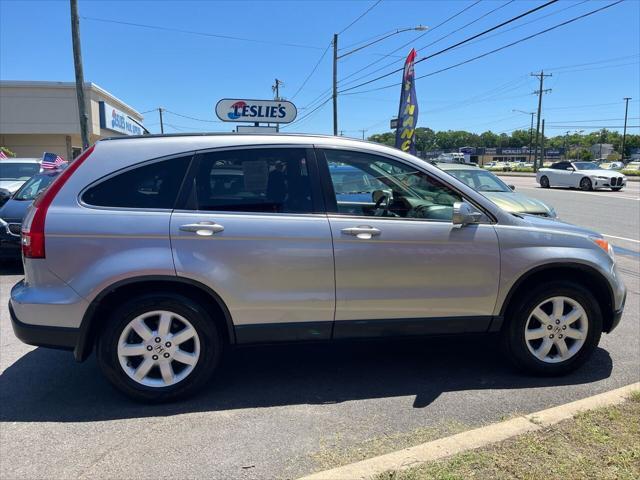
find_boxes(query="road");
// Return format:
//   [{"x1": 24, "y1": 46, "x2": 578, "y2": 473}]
[{"x1": 1, "y1": 179, "x2": 638, "y2": 480}]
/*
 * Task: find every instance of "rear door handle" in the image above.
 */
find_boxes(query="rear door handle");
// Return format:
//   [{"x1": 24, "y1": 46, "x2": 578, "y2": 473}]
[
  {"x1": 341, "y1": 226, "x2": 381, "y2": 239},
  {"x1": 179, "y1": 222, "x2": 224, "y2": 236}
]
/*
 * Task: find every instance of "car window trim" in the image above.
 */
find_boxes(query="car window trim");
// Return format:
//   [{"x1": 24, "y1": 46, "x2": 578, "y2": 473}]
[
  {"x1": 314, "y1": 146, "x2": 496, "y2": 224},
  {"x1": 173, "y1": 144, "x2": 325, "y2": 216},
  {"x1": 78, "y1": 152, "x2": 196, "y2": 212}
]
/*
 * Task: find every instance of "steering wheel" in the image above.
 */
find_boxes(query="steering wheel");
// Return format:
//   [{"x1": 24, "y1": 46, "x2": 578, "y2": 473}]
[{"x1": 374, "y1": 193, "x2": 391, "y2": 216}]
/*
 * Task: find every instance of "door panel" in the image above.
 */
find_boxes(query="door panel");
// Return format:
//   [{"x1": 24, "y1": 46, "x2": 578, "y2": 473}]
[
  {"x1": 319, "y1": 148, "x2": 501, "y2": 332},
  {"x1": 170, "y1": 147, "x2": 335, "y2": 342},
  {"x1": 329, "y1": 217, "x2": 500, "y2": 321}
]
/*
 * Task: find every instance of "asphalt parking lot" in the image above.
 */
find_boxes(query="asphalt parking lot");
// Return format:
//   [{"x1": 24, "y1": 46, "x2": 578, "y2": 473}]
[{"x1": 1, "y1": 177, "x2": 638, "y2": 480}]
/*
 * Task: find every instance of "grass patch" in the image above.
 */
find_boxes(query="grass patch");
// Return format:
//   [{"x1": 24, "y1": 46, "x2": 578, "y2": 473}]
[
  {"x1": 377, "y1": 392, "x2": 640, "y2": 480},
  {"x1": 310, "y1": 420, "x2": 469, "y2": 472}
]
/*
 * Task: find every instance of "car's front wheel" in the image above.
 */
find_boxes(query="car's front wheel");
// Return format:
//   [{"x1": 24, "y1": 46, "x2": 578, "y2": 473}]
[
  {"x1": 539, "y1": 175, "x2": 550, "y2": 188},
  {"x1": 97, "y1": 293, "x2": 221, "y2": 402},
  {"x1": 502, "y1": 281, "x2": 602, "y2": 375},
  {"x1": 580, "y1": 177, "x2": 593, "y2": 191}
]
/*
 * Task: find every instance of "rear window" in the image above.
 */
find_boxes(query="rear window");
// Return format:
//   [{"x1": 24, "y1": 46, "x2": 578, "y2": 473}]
[
  {"x1": 82, "y1": 155, "x2": 191, "y2": 209},
  {"x1": 0, "y1": 162, "x2": 40, "y2": 180}
]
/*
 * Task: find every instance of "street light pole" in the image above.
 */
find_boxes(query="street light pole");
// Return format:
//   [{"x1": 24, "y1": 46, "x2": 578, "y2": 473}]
[
  {"x1": 621, "y1": 97, "x2": 632, "y2": 164},
  {"x1": 70, "y1": 0, "x2": 89, "y2": 150},
  {"x1": 512, "y1": 109, "x2": 535, "y2": 163},
  {"x1": 332, "y1": 25, "x2": 427, "y2": 136}
]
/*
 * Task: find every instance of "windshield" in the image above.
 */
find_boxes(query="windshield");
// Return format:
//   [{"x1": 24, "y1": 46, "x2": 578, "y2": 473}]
[
  {"x1": 0, "y1": 162, "x2": 40, "y2": 180},
  {"x1": 573, "y1": 162, "x2": 599, "y2": 170},
  {"x1": 445, "y1": 169, "x2": 511, "y2": 192},
  {"x1": 13, "y1": 173, "x2": 56, "y2": 201}
]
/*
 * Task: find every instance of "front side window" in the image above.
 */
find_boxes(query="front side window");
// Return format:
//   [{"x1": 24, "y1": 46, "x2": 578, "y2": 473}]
[
  {"x1": 324, "y1": 149, "x2": 463, "y2": 221},
  {"x1": 82, "y1": 155, "x2": 191, "y2": 209},
  {"x1": 186, "y1": 148, "x2": 313, "y2": 214}
]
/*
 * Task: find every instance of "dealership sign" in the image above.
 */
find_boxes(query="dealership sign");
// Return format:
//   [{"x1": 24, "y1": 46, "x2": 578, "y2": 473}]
[
  {"x1": 215, "y1": 99, "x2": 297, "y2": 124},
  {"x1": 99, "y1": 101, "x2": 143, "y2": 136}
]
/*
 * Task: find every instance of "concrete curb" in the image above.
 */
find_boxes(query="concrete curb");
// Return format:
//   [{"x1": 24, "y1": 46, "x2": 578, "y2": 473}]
[{"x1": 299, "y1": 382, "x2": 640, "y2": 480}]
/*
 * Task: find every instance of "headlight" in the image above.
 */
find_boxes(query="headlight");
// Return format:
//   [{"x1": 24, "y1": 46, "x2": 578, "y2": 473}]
[
  {"x1": 594, "y1": 176, "x2": 608, "y2": 179},
  {"x1": 590, "y1": 236, "x2": 615, "y2": 261}
]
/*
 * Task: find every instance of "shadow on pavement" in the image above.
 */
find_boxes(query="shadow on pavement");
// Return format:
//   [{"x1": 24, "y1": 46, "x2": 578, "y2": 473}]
[{"x1": 0, "y1": 336, "x2": 613, "y2": 423}]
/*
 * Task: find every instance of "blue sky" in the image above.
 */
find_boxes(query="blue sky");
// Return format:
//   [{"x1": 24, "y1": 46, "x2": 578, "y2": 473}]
[{"x1": 1, "y1": 0, "x2": 639, "y2": 137}]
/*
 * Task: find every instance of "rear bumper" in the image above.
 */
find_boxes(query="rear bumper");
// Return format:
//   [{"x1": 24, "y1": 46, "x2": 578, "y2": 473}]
[{"x1": 9, "y1": 302, "x2": 78, "y2": 350}]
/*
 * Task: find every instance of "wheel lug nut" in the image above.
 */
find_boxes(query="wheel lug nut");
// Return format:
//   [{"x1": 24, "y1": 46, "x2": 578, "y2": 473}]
[
  {"x1": 146, "y1": 345, "x2": 153, "y2": 351},
  {"x1": 163, "y1": 353, "x2": 170, "y2": 358},
  {"x1": 152, "y1": 355, "x2": 158, "y2": 360},
  {"x1": 562, "y1": 325, "x2": 566, "y2": 330},
  {"x1": 155, "y1": 337, "x2": 161, "y2": 343},
  {"x1": 165, "y1": 342, "x2": 171, "y2": 347},
  {"x1": 550, "y1": 334, "x2": 554, "y2": 338},
  {"x1": 547, "y1": 325, "x2": 553, "y2": 330},
  {"x1": 559, "y1": 334, "x2": 563, "y2": 339},
  {"x1": 555, "y1": 320, "x2": 560, "y2": 325}
]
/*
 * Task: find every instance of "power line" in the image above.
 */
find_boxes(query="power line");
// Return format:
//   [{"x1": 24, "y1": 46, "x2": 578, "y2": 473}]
[
  {"x1": 339, "y1": 0, "x2": 561, "y2": 94},
  {"x1": 337, "y1": 0, "x2": 483, "y2": 88},
  {"x1": 163, "y1": 109, "x2": 225, "y2": 123},
  {"x1": 339, "y1": 0, "x2": 383, "y2": 35},
  {"x1": 291, "y1": 41, "x2": 332, "y2": 100},
  {"x1": 341, "y1": 0, "x2": 624, "y2": 96},
  {"x1": 81, "y1": 16, "x2": 324, "y2": 50},
  {"x1": 281, "y1": 96, "x2": 333, "y2": 129}
]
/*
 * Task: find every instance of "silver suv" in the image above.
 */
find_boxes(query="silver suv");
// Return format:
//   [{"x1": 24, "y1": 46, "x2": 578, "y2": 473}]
[{"x1": 10, "y1": 134, "x2": 626, "y2": 402}]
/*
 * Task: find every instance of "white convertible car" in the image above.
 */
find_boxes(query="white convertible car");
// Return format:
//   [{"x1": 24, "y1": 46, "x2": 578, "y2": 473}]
[{"x1": 536, "y1": 161, "x2": 627, "y2": 191}]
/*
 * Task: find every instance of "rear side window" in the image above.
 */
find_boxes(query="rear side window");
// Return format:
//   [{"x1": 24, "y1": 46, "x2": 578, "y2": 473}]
[
  {"x1": 82, "y1": 155, "x2": 191, "y2": 209},
  {"x1": 185, "y1": 148, "x2": 313, "y2": 213}
]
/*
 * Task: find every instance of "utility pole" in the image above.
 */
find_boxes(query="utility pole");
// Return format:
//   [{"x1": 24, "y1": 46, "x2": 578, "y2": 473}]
[
  {"x1": 359, "y1": 129, "x2": 367, "y2": 140},
  {"x1": 70, "y1": 0, "x2": 89, "y2": 150},
  {"x1": 621, "y1": 97, "x2": 632, "y2": 164},
  {"x1": 531, "y1": 70, "x2": 552, "y2": 172},
  {"x1": 272, "y1": 78, "x2": 284, "y2": 132},
  {"x1": 332, "y1": 33, "x2": 338, "y2": 136},
  {"x1": 158, "y1": 108, "x2": 164, "y2": 134},
  {"x1": 540, "y1": 119, "x2": 546, "y2": 166},
  {"x1": 528, "y1": 112, "x2": 535, "y2": 164}
]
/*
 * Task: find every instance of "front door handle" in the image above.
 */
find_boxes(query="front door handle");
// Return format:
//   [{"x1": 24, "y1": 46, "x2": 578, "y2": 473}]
[
  {"x1": 179, "y1": 222, "x2": 224, "y2": 236},
  {"x1": 341, "y1": 226, "x2": 381, "y2": 239}
]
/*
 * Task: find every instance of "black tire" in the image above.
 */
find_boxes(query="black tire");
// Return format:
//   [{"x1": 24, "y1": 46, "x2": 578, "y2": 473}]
[
  {"x1": 539, "y1": 176, "x2": 550, "y2": 188},
  {"x1": 611, "y1": 187, "x2": 623, "y2": 192},
  {"x1": 97, "y1": 293, "x2": 221, "y2": 402},
  {"x1": 580, "y1": 177, "x2": 593, "y2": 191},
  {"x1": 501, "y1": 281, "x2": 602, "y2": 376}
]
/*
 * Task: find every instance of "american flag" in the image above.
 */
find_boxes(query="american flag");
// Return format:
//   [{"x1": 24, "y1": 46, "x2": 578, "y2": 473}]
[
  {"x1": 0, "y1": 150, "x2": 8, "y2": 159},
  {"x1": 42, "y1": 152, "x2": 67, "y2": 169}
]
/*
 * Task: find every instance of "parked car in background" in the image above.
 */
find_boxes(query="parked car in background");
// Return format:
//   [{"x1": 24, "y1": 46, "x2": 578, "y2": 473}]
[
  {"x1": 536, "y1": 161, "x2": 627, "y2": 191},
  {"x1": 0, "y1": 169, "x2": 63, "y2": 260},
  {"x1": 0, "y1": 158, "x2": 41, "y2": 194},
  {"x1": 437, "y1": 163, "x2": 556, "y2": 217}
]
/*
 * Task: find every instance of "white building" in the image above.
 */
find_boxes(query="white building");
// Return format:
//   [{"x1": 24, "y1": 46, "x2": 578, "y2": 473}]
[{"x1": 0, "y1": 80, "x2": 144, "y2": 160}]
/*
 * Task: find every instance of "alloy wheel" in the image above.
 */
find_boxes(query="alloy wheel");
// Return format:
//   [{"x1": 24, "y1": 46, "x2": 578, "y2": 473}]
[
  {"x1": 524, "y1": 296, "x2": 588, "y2": 364},
  {"x1": 117, "y1": 310, "x2": 200, "y2": 387}
]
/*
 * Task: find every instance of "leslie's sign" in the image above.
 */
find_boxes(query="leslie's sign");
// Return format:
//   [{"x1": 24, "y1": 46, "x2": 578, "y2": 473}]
[{"x1": 215, "y1": 99, "x2": 297, "y2": 124}]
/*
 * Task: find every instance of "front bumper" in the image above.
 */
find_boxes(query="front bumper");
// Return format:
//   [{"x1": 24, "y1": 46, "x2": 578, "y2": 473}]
[
  {"x1": 592, "y1": 177, "x2": 627, "y2": 189},
  {"x1": 608, "y1": 290, "x2": 626, "y2": 333},
  {"x1": 9, "y1": 302, "x2": 78, "y2": 350}
]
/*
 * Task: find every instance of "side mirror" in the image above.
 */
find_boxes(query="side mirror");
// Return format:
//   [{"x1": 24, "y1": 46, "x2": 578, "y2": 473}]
[
  {"x1": 509, "y1": 184, "x2": 516, "y2": 191},
  {"x1": 452, "y1": 201, "x2": 482, "y2": 227}
]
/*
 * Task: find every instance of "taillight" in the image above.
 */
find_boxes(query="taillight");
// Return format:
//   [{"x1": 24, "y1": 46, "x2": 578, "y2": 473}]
[{"x1": 22, "y1": 145, "x2": 95, "y2": 258}]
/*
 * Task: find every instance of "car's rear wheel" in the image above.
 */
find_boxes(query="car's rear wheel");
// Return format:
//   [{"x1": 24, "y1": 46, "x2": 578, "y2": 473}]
[
  {"x1": 539, "y1": 176, "x2": 550, "y2": 188},
  {"x1": 97, "y1": 293, "x2": 221, "y2": 402},
  {"x1": 501, "y1": 281, "x2": 602, "y2": 375},
  {"x1": 580, "y1": 177, "x2": 593, "y2": 191}
]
